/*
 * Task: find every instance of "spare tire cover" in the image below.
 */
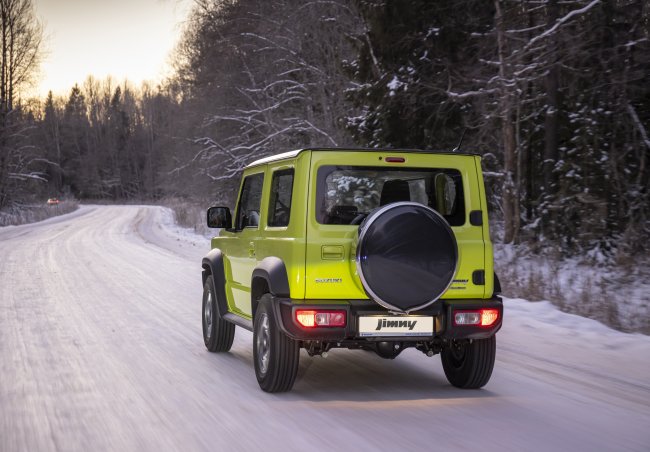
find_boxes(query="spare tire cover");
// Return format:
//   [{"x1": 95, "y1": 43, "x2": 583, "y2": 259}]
[{"x1": 356, "y1": 202, "x2": 458, "y2": 313}]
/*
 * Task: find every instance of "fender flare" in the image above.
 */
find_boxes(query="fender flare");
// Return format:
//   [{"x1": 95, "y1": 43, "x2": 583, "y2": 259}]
[
  {"x1": 201, "y1": 248, "x2": 229, "y2": 318},
  {"x1": 251, "y1": 257, "x2": 290, "y2": 317}
]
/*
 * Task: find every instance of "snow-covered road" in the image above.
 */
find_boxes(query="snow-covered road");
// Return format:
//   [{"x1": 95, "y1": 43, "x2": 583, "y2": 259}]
[{"x1": 1, "y1": 205, "x2": 648, "y2": 451}]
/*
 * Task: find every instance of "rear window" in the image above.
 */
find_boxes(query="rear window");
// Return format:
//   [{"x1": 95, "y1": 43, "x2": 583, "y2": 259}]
[{"x1": 316, "y1": 166, "x2": 465, "y2": 226}]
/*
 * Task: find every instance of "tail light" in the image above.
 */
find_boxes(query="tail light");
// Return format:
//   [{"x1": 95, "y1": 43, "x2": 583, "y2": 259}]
[
  {"x1": 295, "y1": 310, "x2": 346, "y2": 328},
  {"x1": 453, "y1": 309, "x2": 499, "y2": 327}
]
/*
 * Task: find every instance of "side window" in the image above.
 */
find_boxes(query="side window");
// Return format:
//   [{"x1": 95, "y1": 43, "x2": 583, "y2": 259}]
[
  {"x1": 235, "y1": 173, "x2": 264, "y2": 230},
  {"x1": 268, "y1": 168, "x2": 294, "y2": 227}
]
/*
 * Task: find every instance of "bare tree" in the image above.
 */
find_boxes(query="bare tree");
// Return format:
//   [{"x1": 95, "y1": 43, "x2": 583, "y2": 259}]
[
  {"x1": 0, "y1": 0, "x2": 43, "y2": 208},
  {"x1": 170, "y1": 0, "x2": 363, "y2": 201},
  {"x1": 0, "y1": 0, "x2": 42, "y2": 111},
  {"x1": 494, "y1": 0, "x2": 519, "y2": 244}
]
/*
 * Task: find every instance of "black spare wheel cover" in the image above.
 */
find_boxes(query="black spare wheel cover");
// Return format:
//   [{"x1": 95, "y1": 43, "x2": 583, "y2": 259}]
[{"x1": 356, "y1": 202, "x2": 458, "y2": 313}]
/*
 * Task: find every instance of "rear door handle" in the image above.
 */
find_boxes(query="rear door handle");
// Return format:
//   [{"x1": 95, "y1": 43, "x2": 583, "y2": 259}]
[{"x1": 248, "y1": 241, "x2": 255, "y2": 257}]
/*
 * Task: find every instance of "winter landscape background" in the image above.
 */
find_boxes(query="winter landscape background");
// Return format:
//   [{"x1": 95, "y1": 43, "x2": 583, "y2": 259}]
[
  {"x1": 1, "y1": 1, "x2": 649, "y2": 451},
  {"x1": 3, "y1": 0, "x2": 646, "y2": 332}
]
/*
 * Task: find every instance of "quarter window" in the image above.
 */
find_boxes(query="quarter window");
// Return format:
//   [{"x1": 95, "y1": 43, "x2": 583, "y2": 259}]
[
  {"x1": 235, "y1": 173, "x2": 264, "y2": 230},
  {"x1": 268, "y1": 169, "x2": 294, "y2": 227}
]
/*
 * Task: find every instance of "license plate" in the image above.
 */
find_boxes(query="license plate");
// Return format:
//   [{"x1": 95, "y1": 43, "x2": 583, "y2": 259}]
[{"x1": 358, "y1": 316, "x2": 434, "y2": 337}]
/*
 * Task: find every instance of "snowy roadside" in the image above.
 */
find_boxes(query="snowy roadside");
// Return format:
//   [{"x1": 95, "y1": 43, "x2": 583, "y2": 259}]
[
  {"x1": 498, "y1": 297, "x2": 650, "y2": 383},
  {"x1": 0, "y1": 200, "x2": 80, "y2": 227},
  {"x1": 132, "y1": 205, "x2": 212, "y2": 263},
  {"x1": 157, "y1": 205, "x2": 213, "y2": 241},
  {"x1": 494, "y1": 244, "x2": 650, "y2": 334}
]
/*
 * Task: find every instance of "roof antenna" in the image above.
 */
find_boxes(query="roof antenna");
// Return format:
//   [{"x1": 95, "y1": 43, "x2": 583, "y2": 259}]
[{"x1": 452, "y1": 128, "x2": 466, "y2": 153}]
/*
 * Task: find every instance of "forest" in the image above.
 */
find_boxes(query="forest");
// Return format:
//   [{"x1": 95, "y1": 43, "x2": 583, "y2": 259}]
[{"x1": 1, "y1": 1, "x2": 649, "y2": 274}]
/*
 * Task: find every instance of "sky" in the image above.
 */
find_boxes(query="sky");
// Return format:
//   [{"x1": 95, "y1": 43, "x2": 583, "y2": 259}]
[{"x1": 31, "y1": 0, "x2": 190, "y2": 98}]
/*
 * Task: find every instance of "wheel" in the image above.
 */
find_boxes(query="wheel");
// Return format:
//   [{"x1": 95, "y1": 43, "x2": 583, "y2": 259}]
[
  {"x1": 253, "y1": 294, "x2": 299, "y2": 392},
  {"x1": 202, "y1": 276, "x2": 235, "y2": 352},
  {"x1": 441, "y1": 335, "x2": 496, "y2": 389},
  {"x1": 356, "y1": 202, "x2": 457, "y2": 313}
]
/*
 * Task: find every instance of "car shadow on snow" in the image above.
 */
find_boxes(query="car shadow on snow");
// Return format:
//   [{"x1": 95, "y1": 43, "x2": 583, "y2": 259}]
[
  {"x1": 290, "y1": 350, "x2": 497, "y2": 403},
  {"x1": 209, "y1": 344, "x2": 498, "y2": 402}
]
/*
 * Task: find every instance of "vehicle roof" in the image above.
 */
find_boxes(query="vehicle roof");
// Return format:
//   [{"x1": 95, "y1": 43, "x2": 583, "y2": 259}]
[{"x1": 246, "y1": 147, "x2": 479, "y2": 168}]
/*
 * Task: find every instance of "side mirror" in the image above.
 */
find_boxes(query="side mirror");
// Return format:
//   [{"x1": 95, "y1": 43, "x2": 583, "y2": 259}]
[{"x1": 207, "y1": 206, "x2": 232, "y2": 228}]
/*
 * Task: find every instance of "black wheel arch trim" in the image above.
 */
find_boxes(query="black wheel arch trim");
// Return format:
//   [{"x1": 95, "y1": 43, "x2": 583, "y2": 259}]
[
  {"x1": 251, "y1": 257, "x2": 290, "y2": 317},
  {"x1": 201, "y1": 248, "x2": 229, "y2": 319}
]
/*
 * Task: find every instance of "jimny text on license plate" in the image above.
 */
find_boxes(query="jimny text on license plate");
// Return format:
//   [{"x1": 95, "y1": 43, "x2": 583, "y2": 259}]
[{"x1": 358, "y1": 316, "x2": 434, "y2": 337}]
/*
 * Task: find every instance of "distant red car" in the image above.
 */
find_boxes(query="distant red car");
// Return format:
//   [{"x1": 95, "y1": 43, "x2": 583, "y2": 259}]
[{"x1": 47, "y1": 198, "x2": 60, "y2": 206}]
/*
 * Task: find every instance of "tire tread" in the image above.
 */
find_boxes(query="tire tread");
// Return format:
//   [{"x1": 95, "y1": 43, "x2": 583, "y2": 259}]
[
  {"x1": 203, "y1": 278, "x2": 235, "y2": 353},
  {"x1": 441, "y1": 335, "x2": 496, "y2": 389},
  {"x1": 254, "y1": 294, "x2": 299, "y2": 392}
]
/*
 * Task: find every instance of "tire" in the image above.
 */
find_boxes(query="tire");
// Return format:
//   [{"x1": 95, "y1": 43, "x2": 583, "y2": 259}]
[
  {"x1": 202, "y1": 276, "x2": 235, "y2": 352},
  {"x1": 253, "y1": 294, "x2": 299, "y2": 392},
  {"x1": 441, "y1": 335, "x2": 496, "y2": 389},
  {"x1": 356, "y1": 202, "x2": 458, "y2": 313}
]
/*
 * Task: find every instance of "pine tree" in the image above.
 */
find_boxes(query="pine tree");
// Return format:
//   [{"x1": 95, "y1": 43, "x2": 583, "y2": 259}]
[
  {"x1": 347, "y1": 0, "x2": 494, "y2": 149},
  {"x1": 42, "y1": 91, "x2": 63, "y2": 192},
  {"x1": 61, "y1": 84, "x2": 89, "y2": 195}
]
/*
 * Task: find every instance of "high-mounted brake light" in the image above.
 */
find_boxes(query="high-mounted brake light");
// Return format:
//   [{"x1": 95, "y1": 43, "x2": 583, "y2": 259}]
[
  {"x1": 384, "y1": 157, "x2": 406, "y2": 163},
  {"x1": 454, "y1": 308, "x2": 499, "y2": 327},
  {"x1": 295, "y1": 309, "x2": 346, "y2": 328}
]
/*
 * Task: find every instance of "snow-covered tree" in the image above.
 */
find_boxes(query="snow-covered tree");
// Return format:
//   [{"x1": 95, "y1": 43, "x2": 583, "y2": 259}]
[{"x1": 170, "y1": 0, "x2": 364, "y2": 203}]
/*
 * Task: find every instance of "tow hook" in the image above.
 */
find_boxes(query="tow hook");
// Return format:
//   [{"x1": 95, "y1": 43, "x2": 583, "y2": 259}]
[
  {"x1": 417, "y1": 338, "x2": 443, "y2": 357},
  {"x1": 305, "y1": 341, "x2": 330, "y2": 357}
]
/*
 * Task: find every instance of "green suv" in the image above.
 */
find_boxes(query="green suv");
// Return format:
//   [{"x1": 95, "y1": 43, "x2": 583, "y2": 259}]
[{"x1": 201, "y1": 148, "x2": 503, "y2": 392}]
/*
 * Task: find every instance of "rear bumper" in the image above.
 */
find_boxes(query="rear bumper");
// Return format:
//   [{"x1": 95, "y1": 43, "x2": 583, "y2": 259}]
[{"x1": 271, "y1": 296, "x2": 503, "y2": 342}]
